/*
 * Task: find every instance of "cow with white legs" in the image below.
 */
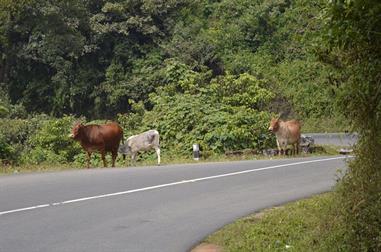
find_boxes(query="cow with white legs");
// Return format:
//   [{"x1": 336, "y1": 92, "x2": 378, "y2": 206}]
[
  {"x1": 268, "y1": 117, "x2": 301, "y2": 156},
  {"x1": 118, "y1": 130, "x2": 161, "y2": 165}
]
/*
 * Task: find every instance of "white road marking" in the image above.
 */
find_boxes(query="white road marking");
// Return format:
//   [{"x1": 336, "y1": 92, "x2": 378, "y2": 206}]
[
  {"x1": 0, "y1": 204, "x2": 50, "y2": 215},
  {"x1": 0, "y1": 156, "x2": 349, "y2": 216}
]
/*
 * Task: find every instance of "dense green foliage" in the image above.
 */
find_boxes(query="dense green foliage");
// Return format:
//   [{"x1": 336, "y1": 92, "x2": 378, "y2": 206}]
[
  {"x1": 0, "y1": 115, "x2": 80, "y2": 165},
  {"x1": 322, "y1": 0, "x2": 381, "y2": 250},
  {"x1": 25, "y1": 116, "x2": 82, "y2": 164},
  {"x1": 0, "y1": 0, "x2": 346, "y2": 165},
  {"x1": 0, "y1": 116, "x2": 44, "y2": 164},
  {"x1": 113, "y1": 72, "x2": 275, "y2": 160},
  {"x1": 1, "y1": 0, "x2": 340, "y2": 119}
]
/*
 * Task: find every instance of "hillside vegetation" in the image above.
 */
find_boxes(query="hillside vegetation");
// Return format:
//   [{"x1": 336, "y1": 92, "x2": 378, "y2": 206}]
[
  {"x1": 0, "y1": 0, "x2": 345, "y2": 166},
  {"x1": 1, "y1": 1, "x2": 380, "y2": 250}
]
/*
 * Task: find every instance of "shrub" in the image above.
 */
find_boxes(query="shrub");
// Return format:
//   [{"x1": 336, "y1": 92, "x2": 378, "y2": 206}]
[
  {"x1": 0, "y1": 105, "x2": 8, "y2": 118},
  {"x1": 117, "y1": 100, "x2": 145, "y2": 135},
  {"x1": 23, "y1": 115, "x2": 82, "y2": 164},
  {"x1": 0, "y1": 115, "x2": 50, "y2": 164},
  {"x1": 143, "y1": 92, "x2": 274, "y2": 156},
  {"x1": 0, "y1": 133, "x2": 14, "y2": 163},
  {"x1": 111, "y1": 72, "x2": 278, "y2": 158},
  {"x1": 210, "y1": 73, "x2": 274, "y2": 110},
  {"x1": 22, "y1": 147, "x2": 67, "y2": 165}
]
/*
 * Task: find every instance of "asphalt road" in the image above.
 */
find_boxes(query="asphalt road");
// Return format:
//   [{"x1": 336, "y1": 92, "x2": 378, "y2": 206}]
[
  {"x1": 0, "y1": 156, "x2": 349, "y2": 252},
  {"x1": 306, "y1": 132, "x2": 358, "y2": 146}
]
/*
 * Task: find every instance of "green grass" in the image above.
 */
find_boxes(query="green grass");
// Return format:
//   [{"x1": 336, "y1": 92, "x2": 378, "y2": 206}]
[
  {"x1": 0, "y1": 145, "x2": 339, "y2": 175},
  {"x1": 0, "y1": 163, "x2": 86, "y2": 175},
  {"x1": 202, "y1": 192, "x2": 348, "y2": 252}
]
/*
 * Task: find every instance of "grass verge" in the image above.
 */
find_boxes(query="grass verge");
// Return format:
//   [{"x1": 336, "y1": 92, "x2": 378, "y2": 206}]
[
  {"x1": 0, "y1": 145, "x2": 339, "y2": 175},
  {"x1": 201, "y1": 192, "x2": 348, "y2": 252}
]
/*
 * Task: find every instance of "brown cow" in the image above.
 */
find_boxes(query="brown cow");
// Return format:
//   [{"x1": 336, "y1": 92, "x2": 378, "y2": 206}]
[
  {"x1": 268, "y1": 117, "x2": 301, "y2": 156},
  {"x1": 69, "y1": 122, "x2": 123, "y2": 168}
]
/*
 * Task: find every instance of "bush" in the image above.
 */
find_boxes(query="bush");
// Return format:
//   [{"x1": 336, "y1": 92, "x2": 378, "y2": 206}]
[
  {"x1": 337, "y1": 139, "x2": 381, "y2": 251},
  {"x1": 117, "y1": 100, "x2": 145, "y2": 135},
  {"x1": 0, "y1": 105, "x2": 9, "y2": 118},
  {"x1": 143, "y1": 92, "x2": 274, "y2": 156},
  {"x1": 22, "y1": 147, "x2": 67, "y2": 165},
  {"x1": 0, "y1": 133, "x2": 14, "y2": 163},
  {"x1": 112, "y1": 72, "x2": 277, "y2": 158},
  {"x1": 301, "y1": 115, "x2": 349, "y2": 133},
  {"x1": 0, "y1": 115, "x2": 50, "y2": 164},
  {"x1": 23, "y1": 115, "x2": 82, "y2": 165},
  {"x1": 210, "y1": 73, "x2": 274, "y2": 110}
]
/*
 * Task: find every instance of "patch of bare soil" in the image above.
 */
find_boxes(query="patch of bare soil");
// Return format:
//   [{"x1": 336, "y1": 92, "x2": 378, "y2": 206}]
[{"x1": 190, "y1": 243, "x2": 223, "y2": 252}]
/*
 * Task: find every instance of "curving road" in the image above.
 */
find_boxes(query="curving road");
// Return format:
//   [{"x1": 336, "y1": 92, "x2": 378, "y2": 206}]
[
  {"x1": 305, "y1": 132, "x2": 358, "y2": 146},
  {"x1": 0, "y1": 156, "x2": 350, "y2": 252}
]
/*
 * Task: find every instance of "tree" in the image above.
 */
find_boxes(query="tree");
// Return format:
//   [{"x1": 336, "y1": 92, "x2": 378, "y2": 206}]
[
  {"x1": 0, "y1": 0, "x2": 92, "y2": 116},
  {"x1": 89, "y1": 0, "x2": 191, "y2": 116},
  {"x1": 323, "y1": 0, "x2": 381, "y2": 250}
]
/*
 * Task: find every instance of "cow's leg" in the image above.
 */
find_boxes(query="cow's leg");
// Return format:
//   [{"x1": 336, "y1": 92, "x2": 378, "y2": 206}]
[
  {"x1": 101, "y1": 151, "x2": 107, "y2": 167},
  {"x1": 279, "y1": 143, "x2": 285, "y2": 156},
  {"x1": 111, "y1": 151, "x2": 117, "y2": 167},
  {"x1": 276, "y1": 139, "x2": 282, "y2": 156},
  {"x1": 86, "y1": 152, "x2": 91, "y2": 168},
  {"x1": 280, "y1": 144, "x2": 286, "y2": 156},
  {"x1": 155, "y1": 147, "x2": 161, "y2": 165},
  {"x1": 131, "y1": 152, "x2": 137, "y2": 166}
]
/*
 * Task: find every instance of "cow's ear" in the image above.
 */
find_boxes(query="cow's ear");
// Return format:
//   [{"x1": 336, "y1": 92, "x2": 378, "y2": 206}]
[{"x1": 73, "y1": 120, "x2": 81, "y2": 127}]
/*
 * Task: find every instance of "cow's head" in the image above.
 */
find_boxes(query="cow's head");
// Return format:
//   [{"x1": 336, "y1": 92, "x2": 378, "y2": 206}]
[
  {"x1": 268, "y1": 118, "x2": 280, "y2": 133},
  {"x1": 69, "y1": 123, "x2": 84, "y2": 140},
  {"x1": 118, "y1": 143, "x2": 131, "y2": 155}
]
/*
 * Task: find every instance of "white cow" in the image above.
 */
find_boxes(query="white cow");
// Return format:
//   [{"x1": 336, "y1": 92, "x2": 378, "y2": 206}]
[{"x1": 118, "y1": 130, "x2": 160, "y2": 165}]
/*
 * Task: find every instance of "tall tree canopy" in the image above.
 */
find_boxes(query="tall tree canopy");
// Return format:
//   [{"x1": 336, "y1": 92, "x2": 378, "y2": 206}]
[{"x1": 0, "y1": 0, "x2": 339, "y2": 123}]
